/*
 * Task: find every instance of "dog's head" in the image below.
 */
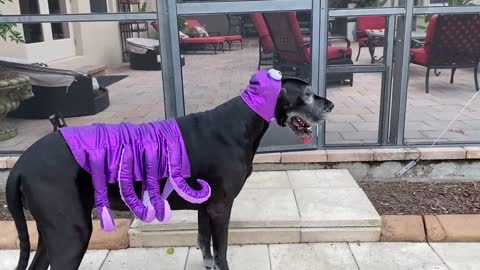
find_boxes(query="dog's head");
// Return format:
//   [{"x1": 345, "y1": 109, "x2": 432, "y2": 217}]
[{"x1": 274, "y1": 78, "x2": 334, "y2": 143}]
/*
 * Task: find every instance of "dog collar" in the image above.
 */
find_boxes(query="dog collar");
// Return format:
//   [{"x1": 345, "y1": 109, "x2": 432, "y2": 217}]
[{"x1": 240, "y1": 69, "x2": 282, "y2": 123}]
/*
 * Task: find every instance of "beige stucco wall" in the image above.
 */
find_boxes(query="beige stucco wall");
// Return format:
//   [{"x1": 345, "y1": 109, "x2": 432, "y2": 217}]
[
  {"x1": 62, "y1": 0, "x2": 123, "y2": 68},
  {"x1": 0, "y1": 0, "x2": 122, "y2": 68}
]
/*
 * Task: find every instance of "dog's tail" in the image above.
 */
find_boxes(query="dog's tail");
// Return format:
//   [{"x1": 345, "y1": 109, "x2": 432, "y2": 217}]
[{"x1": 6, "y1": 170, "x2": 30, "y2": 270}]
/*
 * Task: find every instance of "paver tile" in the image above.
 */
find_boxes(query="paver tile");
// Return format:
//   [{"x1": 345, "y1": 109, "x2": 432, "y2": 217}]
[
  {"x1": 186, "y1": 245, "x2": 271, "y2": 270},
  {"x1": 287, "y1": 169, "x2": 358, "y2": 188},
  {"x1": 244, "y1": 171, "x2": 290, "y2": 189},
  {"x1": 430, "y1": 243, "x2": 480, "y2": 270},
  {"x1": 101, "y1": 248, "x2": 188, "y2": 270},
  {"x1": 294, "y1": 188, "x2": 380, "y2": 227},
  {"x1": 0, "y1": 250, "x2": 109, "y2": 270},
  {"x1": 349, "y1": 242, "x2": 448, "y2": 270},
  {"x1": 269, "y1": 243, "x2": 358, "y2": 270},
  {"x1": 230, "y1": 188, "x2": 300, "y2": 228}
]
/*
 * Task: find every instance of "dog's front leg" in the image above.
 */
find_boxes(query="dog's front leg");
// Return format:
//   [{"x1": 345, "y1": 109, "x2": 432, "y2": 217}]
[
  {"x1": 207, "y1": 200, "x2": 233, "y2": 270},
  {"x1": 197, "y1": 207, "x2": 214, "y2": 269}
]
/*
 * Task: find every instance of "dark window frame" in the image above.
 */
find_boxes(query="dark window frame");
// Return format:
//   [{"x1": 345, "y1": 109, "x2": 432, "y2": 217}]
[{"x1": 90, "y1": 0, "x2": 109, "y2": 13}]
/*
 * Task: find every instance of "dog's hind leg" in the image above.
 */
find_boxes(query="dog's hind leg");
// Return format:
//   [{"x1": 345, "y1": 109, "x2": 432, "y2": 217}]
[
  {"x1": 27, "y1": 176, "x2": 94, "y2": 270},
  {"x1": 28, "y1": 230, "x2": 50, "y2": 270},
  {"x1": 207, "y1": 201, "x2": 233, "y2": 270},
  {"x1": 197, "y1": 207, "x2": 214, "y2": 269},
  {"x1": 39, "y1": 210, "x2": 93, "y2": 270}
]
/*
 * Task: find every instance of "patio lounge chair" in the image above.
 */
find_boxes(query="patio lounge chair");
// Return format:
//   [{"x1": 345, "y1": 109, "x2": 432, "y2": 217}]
[
  {"x1": 0, "y1": 57, "x2": 110, "y2": 119},
  {"x1": 151, "y1": 21, "x2": 225, "y2": 54},
  {"x1": 355, "y1": 16, "x2": 385, "y2": 63},
  {"x1": 185, "y1": 19, "x2": 244, "y2": 50},
  {"x1": 410, "y1": 14, "x2": 480, "y2": 93},
  {"x1": 127, "y1": 38, "x2": 185, "y2": 70},
  {"x1": 255, "y1": 12, "x2": 354, "y2": 85}
]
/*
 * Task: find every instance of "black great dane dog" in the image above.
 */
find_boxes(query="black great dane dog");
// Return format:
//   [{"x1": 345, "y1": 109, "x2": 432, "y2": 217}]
[{"x1": 7, "y1": 72, "x2": 334, "y2": 270}]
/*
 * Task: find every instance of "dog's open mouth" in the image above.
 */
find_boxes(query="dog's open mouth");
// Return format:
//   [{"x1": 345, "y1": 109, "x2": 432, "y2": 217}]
[{"x1": 287, "y1": 116, "x2": 313, "y2": 144}]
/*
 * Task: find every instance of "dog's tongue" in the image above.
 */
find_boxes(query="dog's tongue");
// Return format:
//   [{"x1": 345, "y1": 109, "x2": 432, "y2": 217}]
[{"x1": 300, "y1": 135, "x2": 313, "y2": 144}]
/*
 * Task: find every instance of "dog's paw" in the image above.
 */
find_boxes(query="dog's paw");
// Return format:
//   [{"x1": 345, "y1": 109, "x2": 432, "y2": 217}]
[{"x1": 204, "y1": 256, "x2": 214, "y2": 269}]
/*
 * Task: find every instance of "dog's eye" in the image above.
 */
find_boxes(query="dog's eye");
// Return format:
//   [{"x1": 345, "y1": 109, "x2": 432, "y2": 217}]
[{"x1": 305, "y1": 89, "x2": 312, "y2": 96}]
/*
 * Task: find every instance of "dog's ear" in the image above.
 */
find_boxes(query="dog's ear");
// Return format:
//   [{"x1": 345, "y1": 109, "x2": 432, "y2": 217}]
[
  {"x1": 281, "y1": 77, "x2": 310, "y2": 86},
  {"x1": 277, "y1": 87, "x2": 291, "y2": 109},
  {"x1": 303, "y1": 85, "x2": 313, "y2": 96}
]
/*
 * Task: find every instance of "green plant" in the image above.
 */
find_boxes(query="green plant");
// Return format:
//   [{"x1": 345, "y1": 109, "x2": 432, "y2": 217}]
[
  {"x1": 418, "y1": 0, "x2": 475, "y2": 30},
  {"x1": 177, "y1": 17, "x2": 186, "y2": 32},
  {"x1": 355, "y1": 0, "x2": 388, "y2": 7},
  {"x1": 329, "y1": 0, "x2": 349, "y2": 8},
  {"x1": 0, "y1": 0, "x2": 24, "y2": 43},
  {"x1": 447, "y1": 0, "x2": 474, "y2": 5},
  {"x1": 140, "y1": 2, "x2": 147, "y2": 12}
]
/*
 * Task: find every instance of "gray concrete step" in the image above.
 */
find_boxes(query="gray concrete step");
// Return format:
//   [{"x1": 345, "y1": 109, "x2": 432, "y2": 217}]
[{"x1": 129, "y1": 169, "x2": 381, "y2": 247}]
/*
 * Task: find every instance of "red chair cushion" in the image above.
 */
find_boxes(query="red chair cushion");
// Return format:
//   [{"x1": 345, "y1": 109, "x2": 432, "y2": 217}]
[
  {"x1": 224, "y1": 35, "x2": 242, "y2": 41},
  {"x1": 287, "y1": 12, "x2": 311, "y2": 63},
  {"x1": 357, "y1": 16, "x2": 386, "y2": 38},
  {"x1": 410, "y1": 48, "x2": 428, "y2": 65},
  {"x1": 424, "y1": 15, "x2": 438, "y2": 54},
  {"x1": 180, "y1": 37, "x2": 225, "y2": 44},
  {"x1": 328, "y1": 47, "x2": 352, "y2": 61},
  {"x1": 358, "y1": 37, "x2": 369, "y2": 47},
  {"x1": 250, "y1": 13, "x2": 274, "y2": 53}
]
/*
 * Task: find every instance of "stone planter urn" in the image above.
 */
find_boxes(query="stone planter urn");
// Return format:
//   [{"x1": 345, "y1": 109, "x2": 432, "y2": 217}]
[{"x1": 0, "y1": 71, "x2": 34, "y2": 141}]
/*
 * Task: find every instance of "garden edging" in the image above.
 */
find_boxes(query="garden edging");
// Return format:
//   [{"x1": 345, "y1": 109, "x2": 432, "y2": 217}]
[
  {"x1": 380, "y1": 214, "x2": 480, "y2": 242},
  {"x1": 0, "y1": 219, "x2": 132, "y2": 250}
]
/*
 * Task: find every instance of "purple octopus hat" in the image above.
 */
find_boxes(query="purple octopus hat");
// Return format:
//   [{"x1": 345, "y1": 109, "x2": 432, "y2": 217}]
[{"x1": 241, "y1": 69, "x2": 283, "y2": 123}]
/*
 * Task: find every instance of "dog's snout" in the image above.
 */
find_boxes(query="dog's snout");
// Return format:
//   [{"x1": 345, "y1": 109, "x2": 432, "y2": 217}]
[{"x1": 324, "y1": 101, "x2": 334, "y2": 112}]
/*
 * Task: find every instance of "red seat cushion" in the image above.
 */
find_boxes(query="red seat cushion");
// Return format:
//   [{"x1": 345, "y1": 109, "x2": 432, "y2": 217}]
[
  {"x1": 327, "y1": 47, "x2": 352, "y2": 61},
  {"x1": 251, "y1": 13, "x2": 274, "y2": 53},
  {"x1": 410, "y1": 48, "x2": 428, "y2": 65},
  {"x1": 358, "y1": 37, "x2": 369, "y2": 47},
  {"x1": 357, "y1": 16, "x2": 385, "y2": 33},
  {"x1": 180, "y1": 37, "x2": 225, "y2": 44},
  {"x1": 224, "y1": 35, "x2": 242, "y2": 41},
  {"x1": 357, "y1": 16, "x2": 385, "y2": 39}
]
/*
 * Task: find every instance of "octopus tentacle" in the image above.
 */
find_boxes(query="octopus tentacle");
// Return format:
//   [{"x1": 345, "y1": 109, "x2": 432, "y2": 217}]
[
  {"x1": 166, "y1": 139, "x2": 211, "y2": 204},
  {"x1": 118, "y1": 145, "x2": 155, "y2": 222},
  {"x1": 88, "y1": 149, "x2": 115, "y2": 232},
  {"x1": 144, "y1": 144, "x2": 170, "y2": 222}
]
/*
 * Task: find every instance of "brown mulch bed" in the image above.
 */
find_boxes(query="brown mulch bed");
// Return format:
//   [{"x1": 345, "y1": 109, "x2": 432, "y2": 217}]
[
  {"x1": 359, "y1": 181, "x2": 480, "y2": 215},
  {"x1": 0, "y1": 192, "x2": 133, "y2": 221}
]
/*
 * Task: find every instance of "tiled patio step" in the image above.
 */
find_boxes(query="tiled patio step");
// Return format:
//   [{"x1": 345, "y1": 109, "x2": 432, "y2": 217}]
[{"x1": 129, "y1": 170, "x2": 381, "y2": 247}]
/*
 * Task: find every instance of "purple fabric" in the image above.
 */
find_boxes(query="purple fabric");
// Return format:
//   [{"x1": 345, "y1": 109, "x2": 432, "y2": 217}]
[
  {"x1": 60, "y1": 119, "x2": 211, "y2": 231},
  {"x1": 240, "y1": 69, "x2": 282, "y2": 123}
]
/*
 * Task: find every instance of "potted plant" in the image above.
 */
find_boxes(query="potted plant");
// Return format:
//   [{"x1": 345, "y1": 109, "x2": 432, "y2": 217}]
[
  {"x1": 418, "y1": 0, "x2": 475, "y2": 30},
  {"x1": 354, "y1": 0, "x2": 388, "y2": 7},
  {"x1": 0, "y1": 0, "x2": 34, "y2": 141}
]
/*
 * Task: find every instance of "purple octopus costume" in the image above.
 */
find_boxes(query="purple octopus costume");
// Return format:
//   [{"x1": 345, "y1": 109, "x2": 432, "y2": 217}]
[{"x1": 60, "y1": 69, "x2": 282, "y2": 232}]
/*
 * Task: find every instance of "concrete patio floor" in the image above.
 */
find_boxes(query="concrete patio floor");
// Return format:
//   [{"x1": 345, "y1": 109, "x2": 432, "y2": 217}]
[
  {"x1": 1, "y1": 242, "x2": 480, "y2": 269},
  {"x1": 2, "y1": 40, "x2": 480, "y2": 151}
]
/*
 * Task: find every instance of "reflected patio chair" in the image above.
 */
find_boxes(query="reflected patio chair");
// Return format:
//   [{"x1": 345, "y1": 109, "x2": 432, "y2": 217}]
[
  {"x1": 257, "y1": 12, "x2": 354, "y2": 86},
  {"x1": 355, "y1": 16, "x2": 386, "y2": 63},
  {"x1": 250, "y1": 13, "x2": 274, "y2": 70},
  {"x1": 410, "y1": 14, "x2": 480, "y2": 93}
]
